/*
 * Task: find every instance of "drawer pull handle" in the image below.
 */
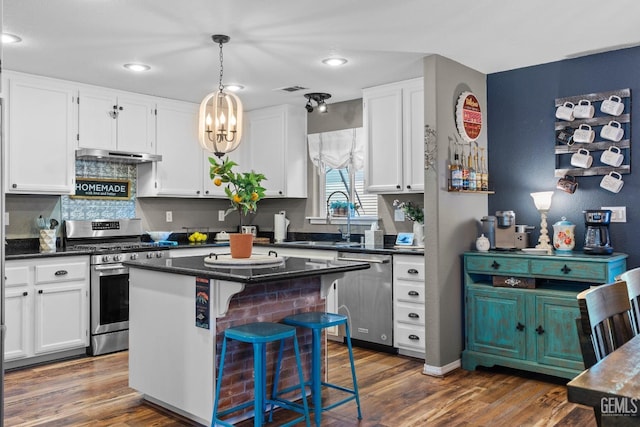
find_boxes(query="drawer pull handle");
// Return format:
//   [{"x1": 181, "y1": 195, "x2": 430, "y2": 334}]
[
  {"x1": 491, "y1": 261, "x2": 500, "y2": 270},
  {"x1": 408, "y1": 290, "x2": 419, "y2": 297},
  {"x1": 536, "y1": 325, "x2": 545, "y2": 335},
  {"x1": 55, "y1": 270, "x2": 68, "y2": 276},
  {"x1": 407, "y1": 268, "x2": 419, "y2": 275},
  {"x1": 22, "y1": 291, "x2": 28, "y2": 297},
  {"x1": 561, "y1": 264, "x2": 571, "y2": 274},
  {"x1": 408, "y1": 312, "x2": 420, "y2": 319},
  {"x1": 408, "y1": 334, "x2": 420, "y2": 341},
  {"x1": 516, "y1": 322, "x2": 525, "y2": 331}
]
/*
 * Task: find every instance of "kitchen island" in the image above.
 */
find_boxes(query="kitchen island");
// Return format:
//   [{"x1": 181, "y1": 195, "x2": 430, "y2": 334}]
[{"x1": 124, "y1": 254, "x2": 370, "y2": 425}]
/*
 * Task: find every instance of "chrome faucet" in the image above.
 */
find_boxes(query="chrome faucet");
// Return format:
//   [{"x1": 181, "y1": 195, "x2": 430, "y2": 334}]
[{"x1": 327, "y1": 190, "x2": 351, "y2": 242}]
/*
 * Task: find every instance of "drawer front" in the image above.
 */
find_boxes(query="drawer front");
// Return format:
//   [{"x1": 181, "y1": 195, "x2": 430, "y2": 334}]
[
  {"x1": 466, "y1": 256, "x2": 529, "y2": 275},
  {"x1": 35, "y1": 262, "x2": 87, "y2": 284},
  {"x1": 395, "y1": 323, "x2": 425, "y2": 350},
  {"x1": 395, "y1": 281, "x2": 425, "y2": 303},
  {"x1": 5, "y1": 266, "x2": 30, "y2": 288},
  {"x1": 530, "y1": 259, "x2": 606, "y2": 282},
  {"x1": 395, "y1": 302, "x2": 425, "y2": 326},
  {"x1": 394, "y1": 260, "x2": 424, "y2": 281}
]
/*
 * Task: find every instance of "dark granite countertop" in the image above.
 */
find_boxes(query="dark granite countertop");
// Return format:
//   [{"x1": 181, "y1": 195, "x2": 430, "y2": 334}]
[{"x1": 124, "y1": 254, "x2": 370, "y2": 284}]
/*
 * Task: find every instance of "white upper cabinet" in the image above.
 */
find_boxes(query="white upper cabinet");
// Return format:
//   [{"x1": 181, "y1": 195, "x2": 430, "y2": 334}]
[
  {"x1": 78, "y1": 87, "x2": 155, "y2": 154},
  {"x1": 363, "y1": 78, "x2": 424, "y2": 193},
  {"x1": 245, "y1": 104, "x2": 307, "y2": 198},
  {"x1": 5, "y1": 73, "x2": 77, "y2": 194}
]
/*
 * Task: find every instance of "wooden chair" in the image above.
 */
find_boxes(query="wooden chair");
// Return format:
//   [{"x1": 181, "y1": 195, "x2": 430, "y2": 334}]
[
  {"x1": 619, "y1": 267, "x2": 640, "y2": 334},
  {"x1": 576, "y1": 280, "x2": 635, "y2": 364}
]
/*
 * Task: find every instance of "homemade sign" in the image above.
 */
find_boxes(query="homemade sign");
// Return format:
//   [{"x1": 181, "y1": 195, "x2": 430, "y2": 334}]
[
  {"x1": 73, "y1": 178, "x2": 131, "y2": 200},
  {"x1": 195, "y1": 277, "x2": 210, "y2": 329}
]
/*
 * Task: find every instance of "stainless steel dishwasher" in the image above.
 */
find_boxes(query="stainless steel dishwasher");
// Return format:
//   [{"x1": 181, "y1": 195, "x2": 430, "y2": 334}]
[{"x1": 337, "y1": 252, "x2": 394, "y2": 350}]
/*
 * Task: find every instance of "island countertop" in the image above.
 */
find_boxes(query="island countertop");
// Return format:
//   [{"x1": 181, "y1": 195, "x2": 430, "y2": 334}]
[{"x1": 124, "y1": 254, "x2": 370, "y2": 283}]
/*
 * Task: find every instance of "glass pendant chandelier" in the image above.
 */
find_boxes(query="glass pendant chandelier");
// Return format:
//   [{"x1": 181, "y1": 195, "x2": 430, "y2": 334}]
[{"x1": 198, "y1": 34, "x2": 243, "y2": 157}]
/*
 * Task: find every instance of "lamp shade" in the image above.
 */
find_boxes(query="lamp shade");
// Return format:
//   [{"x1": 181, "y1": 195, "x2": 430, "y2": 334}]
[
  {"x1": 530, "y1": 191, "x2": 554, "y2": 211},
  {"x1": 198, "y1": 90, "x2": 243, "y2": 156}
]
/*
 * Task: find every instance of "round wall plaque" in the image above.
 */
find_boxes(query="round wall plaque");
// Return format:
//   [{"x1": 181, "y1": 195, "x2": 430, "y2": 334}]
[{"x1": 455, "y1": 91, "x2": 482, "y2": 142}]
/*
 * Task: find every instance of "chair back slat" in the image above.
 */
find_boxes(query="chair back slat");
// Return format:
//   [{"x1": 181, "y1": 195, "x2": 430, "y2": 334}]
[
  {"x1": 620, "y1": 267, "x2": 640, "y2": 334},
  {"x1": 576, "y1": 280, "x2": 634, "y2": 364}
]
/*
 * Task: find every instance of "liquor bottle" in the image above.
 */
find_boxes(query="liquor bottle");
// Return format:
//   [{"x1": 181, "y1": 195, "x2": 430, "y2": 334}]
[
  {"x1": 461, "y1": 146, "x2": 470, "y2": 190},
  {"x1": 480, "y1": 147, "x2": 489, "y2": 191},
  {"x1": 468, "y1": 149, "x2": 476, "y2": 191},
  {"x1": 474, "y1": 149, "x2": 482, "y2": 191},
  {"x1": 451, "y1": 145, "x2": 462, "y2": 190}
]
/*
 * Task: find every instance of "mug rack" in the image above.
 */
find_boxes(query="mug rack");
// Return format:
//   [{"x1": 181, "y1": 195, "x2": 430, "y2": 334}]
[{"x1": 554, "y1": 88, "x2": 631, "y2": 178}]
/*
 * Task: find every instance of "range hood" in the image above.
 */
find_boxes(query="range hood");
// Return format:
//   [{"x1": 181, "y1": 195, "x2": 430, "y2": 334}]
[{"x1": 75, "y1": 148, "x2": 162, "y2": 164}]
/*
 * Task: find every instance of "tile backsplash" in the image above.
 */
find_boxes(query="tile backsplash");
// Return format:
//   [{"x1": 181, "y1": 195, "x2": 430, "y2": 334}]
[{"x1": 61, "y1": 160, "x2": 137, "y2": 220}]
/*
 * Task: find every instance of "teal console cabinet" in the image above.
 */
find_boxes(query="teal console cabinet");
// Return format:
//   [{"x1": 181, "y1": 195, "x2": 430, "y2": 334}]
[{"x1": 462, "y1": 251, "x2": 627, "y2": 379}]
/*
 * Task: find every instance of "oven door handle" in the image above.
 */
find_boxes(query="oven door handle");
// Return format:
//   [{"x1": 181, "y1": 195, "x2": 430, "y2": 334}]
[{"x1": 93, "y1": 264, "x2": 126, "y2": 271}]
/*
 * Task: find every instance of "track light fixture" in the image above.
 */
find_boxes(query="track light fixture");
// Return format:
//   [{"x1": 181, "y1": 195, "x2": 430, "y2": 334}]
[{"x1": 304, "y1": 92, "x2": 331, "y2": 113}]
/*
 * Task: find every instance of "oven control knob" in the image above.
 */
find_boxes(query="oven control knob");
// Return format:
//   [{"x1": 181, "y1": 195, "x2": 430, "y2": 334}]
[
  {"x1": 130, "y1": 253, "x2": 138, "y2": 260},
  {"x1": 155, "y1": 252, "x2": 163, "y2": 258},
  {"x1": 102, "y1": 255, "x2": 111, "y2": 263},
  {"x1": 113, "y1": 254, "x2": 123, "y2": 262},
  {"x1": 146, "y1": 252, "x2": 154, "y2": 259}
]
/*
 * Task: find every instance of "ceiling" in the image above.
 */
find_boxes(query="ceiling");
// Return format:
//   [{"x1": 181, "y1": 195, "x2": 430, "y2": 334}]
[{"x1": 4, "y1": 0, "x2": 640, "y2": 111}]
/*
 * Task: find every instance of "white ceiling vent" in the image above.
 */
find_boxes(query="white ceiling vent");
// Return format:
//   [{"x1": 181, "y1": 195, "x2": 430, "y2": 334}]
[{"x1": 275, "y1": 85, "x2": 308, "y2": 93}]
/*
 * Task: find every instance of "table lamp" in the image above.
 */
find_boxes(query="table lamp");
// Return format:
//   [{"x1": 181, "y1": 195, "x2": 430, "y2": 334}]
[{"x1": 531, "y1": 191, "x2": 554, "y2": 254}]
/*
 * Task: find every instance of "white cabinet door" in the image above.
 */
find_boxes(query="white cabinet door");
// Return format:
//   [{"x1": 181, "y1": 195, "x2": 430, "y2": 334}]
[
  {"x1": 34, "y1": 282, "x2": 88, "y2": 354},
  {"x1": 5, "y1": 288, "x2": 30, "y2": 360},
  {"x1": 6, "y1": 74, "x2": 76, "y2": 194},
  {"x1": 153, "y1": 100, "x2": 204, "y2": 196},
  {"x1": 78, "y1": 87, "x2": 155, "y2": 154},
  {"x1": 403, "y1": 80, "x2": 425, "y2": 192},
  {"x1": 363, "y1": 84, "x2": 404, "y2": 192},
  {"x1": 78, "y1": 87, "x2": 117, "y2": 150},
  {"x1": 116, "y1": 93, "x2": 155, "y2": 153}
]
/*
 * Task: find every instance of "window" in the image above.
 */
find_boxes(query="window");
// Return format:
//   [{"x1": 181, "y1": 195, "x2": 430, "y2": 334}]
[{"x1": 324, "y1": 167, "x2": 377, "y2": 217}]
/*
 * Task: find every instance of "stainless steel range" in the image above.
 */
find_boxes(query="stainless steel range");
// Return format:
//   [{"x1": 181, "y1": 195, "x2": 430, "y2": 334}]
[{"x1": 64, "y1": 219, "x2": 167, "y2": 356}]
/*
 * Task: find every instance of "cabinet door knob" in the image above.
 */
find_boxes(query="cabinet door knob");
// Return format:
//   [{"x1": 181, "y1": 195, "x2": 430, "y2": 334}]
[
  {"x1": 396, "y1": 185, "x2": 401, "y2": 189},
  {"x1": 278, "y1": 191, "x2": 283, "y2": 195},
  {"x1": 561, "y1": 264, "x2": 572, "y2": 274},
  {"x1": 22, "y1": 291, "x2": 28, "y2": 297},
  {"x1": 516, "y1": 322, "x2": 525, "y2": 331},
  {"x1": 54, "y1": 270, "x2": 68, "y2": 276},
  {"x1": 196, "y1": 190, "x2": 201, "y2": 195},
  {"x1": 38, "y1": 290, "x2": 43, "y2": 294},
  {"x1": 406, "y1": 185, "x2": 411, "y2": 189},
  {"x1": 408, "y1": 290, "x2": 419, "y2": 296},
  {"x1": 491, "y1": 261, "x2": 500, "y2": 270},
  {"x1": 407, "y1": 268, "x2": 419, "y2": 275},
  {"x1": 536, "y1": 325, "x2": 545, "y2": 335},
  {"x1": 12, "y1": 183, "x2": 17, "y2": 188}
]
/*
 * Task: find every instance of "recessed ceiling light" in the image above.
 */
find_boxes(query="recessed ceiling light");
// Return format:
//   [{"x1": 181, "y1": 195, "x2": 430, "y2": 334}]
[
  {"x1": 322, "y1": 57, "x2": 348, "y2": 67},
  {"x1": 2, "y1": 33, "x2": 22, "y2": 44},
  {"x1": 224, "y1": 84, "x2": 244, "y2": 92},
  {"x1": 123, "y1": 63, "x2": 151, "y2": 72}
]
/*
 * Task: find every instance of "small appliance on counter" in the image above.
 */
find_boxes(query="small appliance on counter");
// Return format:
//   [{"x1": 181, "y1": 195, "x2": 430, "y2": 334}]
[
  {"x1": 481, "y1": 212, "x2": 530, "y2": 250},
  {"x1": 583, "y1": 210, "x2": 613, "y2": 254}
]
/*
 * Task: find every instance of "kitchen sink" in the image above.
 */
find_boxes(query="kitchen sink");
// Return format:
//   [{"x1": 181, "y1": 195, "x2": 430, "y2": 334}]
[{"x1": 280, "y1": 240, "x2": 362, "y2": 248}]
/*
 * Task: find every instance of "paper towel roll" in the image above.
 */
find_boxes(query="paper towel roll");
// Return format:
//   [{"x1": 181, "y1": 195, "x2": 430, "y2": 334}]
[{"x1": 274, "y1": 212, "x2": 289, "y2": 243}]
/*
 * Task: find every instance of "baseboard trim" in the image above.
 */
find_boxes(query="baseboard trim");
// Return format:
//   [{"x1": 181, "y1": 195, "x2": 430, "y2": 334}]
[{"x1": 422, "y1": 359, "x2": 461, "y2": 377}]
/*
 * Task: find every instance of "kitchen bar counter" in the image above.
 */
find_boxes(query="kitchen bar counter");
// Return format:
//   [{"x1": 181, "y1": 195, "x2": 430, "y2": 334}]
[{"x1": 126, "y1": 255, "x2": 369, "y2": 425}]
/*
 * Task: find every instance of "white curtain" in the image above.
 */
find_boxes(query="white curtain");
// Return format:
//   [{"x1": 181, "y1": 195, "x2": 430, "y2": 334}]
[{"x1": 307, "y1": 127, "x2": 364, "y2": 172}]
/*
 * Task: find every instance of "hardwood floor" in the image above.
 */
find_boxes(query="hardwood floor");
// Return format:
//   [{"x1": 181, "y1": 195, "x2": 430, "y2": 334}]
[{"x1": 4, "y1": 342, "x2": 595, "y2": 426}]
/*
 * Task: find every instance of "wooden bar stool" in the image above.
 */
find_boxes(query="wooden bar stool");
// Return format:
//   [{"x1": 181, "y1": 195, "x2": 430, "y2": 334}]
[
  {"x1": 212, "y1": 322, "x2": 310, "y2": 427},
  {"x1": 279, "y1": 312, "x2": 362, "y2": 426}
]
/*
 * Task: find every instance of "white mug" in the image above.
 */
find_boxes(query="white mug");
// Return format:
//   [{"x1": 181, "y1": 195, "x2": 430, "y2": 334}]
[
  {"x1": 600, "y1": 171, "x2": 624, "y2": 193},
  {"x1": 601, "y1": 95, "x2": 624, "y2": 116},
  {"x1": 555, "y1": 102, "x2": 575, "y2": 121},
  {"x1": 571, "y1": 148, "x2": 593, "y2": 168},
  {"x1": 600, "y1": 146, "x2": 624, "y2": 167},
  {"x1": 600, "y1": 120, "x2": 624, "y2": 142},
  {"x1": 574, "y1": 99, "x2": 595, "y2": 119},
  {"x1": 573, "y1": 124, "x2": 595, "y2": 143}
]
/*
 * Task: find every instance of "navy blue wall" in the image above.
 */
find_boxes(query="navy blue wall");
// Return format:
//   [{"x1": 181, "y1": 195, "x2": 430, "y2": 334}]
[{"x1": 487, "y1": 46, "x2": 640, "y2": 268}]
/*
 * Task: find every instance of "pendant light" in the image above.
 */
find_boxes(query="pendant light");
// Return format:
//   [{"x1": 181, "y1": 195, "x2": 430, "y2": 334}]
[{"x1": 198, "y1": 34, "x2": 243, "y2": 157}]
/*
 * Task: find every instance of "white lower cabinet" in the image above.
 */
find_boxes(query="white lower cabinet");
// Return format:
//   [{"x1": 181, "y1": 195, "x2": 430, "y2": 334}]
[
  {"x1": 4, "y1": 256, "x2": 90, "y2": 365},
  {"x1": 393, "y1": 254, "x2": 425, "y2": 357}
]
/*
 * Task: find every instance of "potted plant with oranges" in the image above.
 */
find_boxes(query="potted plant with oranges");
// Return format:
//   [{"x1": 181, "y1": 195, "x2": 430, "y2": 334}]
[{"x1": 210, "y1": 156, "x2": 266, "y2": 258}]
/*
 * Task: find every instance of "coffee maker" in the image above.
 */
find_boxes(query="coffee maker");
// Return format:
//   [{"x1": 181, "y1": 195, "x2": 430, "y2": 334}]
[
  {"x1": 495, "y1": 210, "x2": 516, "y2": 249},
  {"x1": 583, "y1": 210, "x2": 613, "y2": 255}
]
